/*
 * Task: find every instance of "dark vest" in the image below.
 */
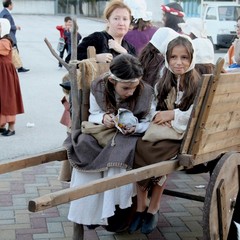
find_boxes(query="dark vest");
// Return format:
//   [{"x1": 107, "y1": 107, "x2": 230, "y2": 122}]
[{"x1": 91, "y1": 78, "x2": 153, "y2": 120}]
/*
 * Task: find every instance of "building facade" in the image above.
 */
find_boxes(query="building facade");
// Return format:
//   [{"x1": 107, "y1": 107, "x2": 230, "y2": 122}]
[{"x1": 4, "y1": 0, "x2": 240, "y2": 21}]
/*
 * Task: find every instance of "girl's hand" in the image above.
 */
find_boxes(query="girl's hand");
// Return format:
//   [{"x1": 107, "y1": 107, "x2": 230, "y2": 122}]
[
  {"x1": 160, "y1": 121, "x2": 172, "y2": 128},
  {"x1": 103, "y1": 114, "x2": 115, "y2": 128},
  {"x1": 153, "y1": 110, "x2": 174, "y2": 125},
  {"x1": 121, "y1": 125, "x2": 136, "y2": 135},
  {"x1": 96, "y1": 53, "x2": 113, "y2": 63},
  {"x1": 108, "y1": 39, "x2": 127, "y2": 54}
]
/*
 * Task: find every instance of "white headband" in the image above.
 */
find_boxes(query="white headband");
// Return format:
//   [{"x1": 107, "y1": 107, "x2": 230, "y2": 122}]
[{"x1": 109, "y1": 71, "x2": 140, "y2": 83}]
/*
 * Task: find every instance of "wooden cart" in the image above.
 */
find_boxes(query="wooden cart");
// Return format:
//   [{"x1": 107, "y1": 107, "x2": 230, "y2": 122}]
[{"x1": 1, "y1": 24, "x2": 240, "y2": 239}]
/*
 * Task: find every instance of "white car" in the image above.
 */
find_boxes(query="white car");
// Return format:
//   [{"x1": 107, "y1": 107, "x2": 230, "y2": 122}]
[{"x1": 203, "y1": 2, "x2": 240, "y2": 49}]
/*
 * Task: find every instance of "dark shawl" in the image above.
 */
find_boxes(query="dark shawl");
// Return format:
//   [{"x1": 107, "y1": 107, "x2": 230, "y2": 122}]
[{"x1": 63, "y1": 79, "x2": 153, "y2": 172}]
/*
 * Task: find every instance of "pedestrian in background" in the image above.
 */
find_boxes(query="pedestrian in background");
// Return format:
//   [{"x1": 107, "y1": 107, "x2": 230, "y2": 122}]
[
  {"x1": 0, "y1": 0, "x2": 29, "y2": 72},
  {"x1": 224, "y1": 16, "x2": 240, "y2": 71},
  {"x1": 0, "y1": 18, "x2": 24, "y2": 136},
  {"x1": 56, "y1": 16, "x2": 72, "y2": 68},
  {"x1": 161, "y1": 2, "x2": 185, "y2": 33},
  {"x1": 123, "y1": 0, "x2": 158, "y2": 56}
]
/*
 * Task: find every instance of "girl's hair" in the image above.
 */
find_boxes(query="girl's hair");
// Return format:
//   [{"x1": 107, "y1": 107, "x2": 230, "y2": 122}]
[
  {"x1": 131, "y1": 19, "x2": 153, "y2": 31},
  {"x1": 166, "y1": 36, "x2": 194, "y2": 64},
  {"x1": 138, "y1": 42, "x2": 165, "y2": 87},
  {"x1": 99, "y1": 53, "x2": 144, "y2": 113},
  {"x1": 195, "y1": 63, "x2": 215, "y2": 75},
  {"x1": 156, "y1": 36, "x2": 200, "y2": 111},
  {"x1": 64, "y1": 16, "x2": 72, "y2": 22},
  {"x1": 163, "y1": 3, "x2": 185, "y2": 32},
  {"x1": 104, "y1": 0, "x2": 131, "y2": 20},
  {"x1": 1, "y1": 35, "x2": 13, "y2": 45}
]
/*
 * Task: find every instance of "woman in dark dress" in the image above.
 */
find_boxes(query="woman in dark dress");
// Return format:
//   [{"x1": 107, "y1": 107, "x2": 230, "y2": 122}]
[{"x1": 66, "y1": 0, "x2": 136, "y2": 63}]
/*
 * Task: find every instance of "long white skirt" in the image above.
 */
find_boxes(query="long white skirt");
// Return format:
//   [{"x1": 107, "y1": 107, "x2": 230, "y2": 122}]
[{"x1": 68, "y1": 167, "x2": 136, "y2": 225}]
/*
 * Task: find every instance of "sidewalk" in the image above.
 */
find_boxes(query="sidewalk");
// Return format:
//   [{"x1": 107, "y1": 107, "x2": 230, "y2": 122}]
[{"x1": 0, "y1": 161, "x2": 208, "y2": 240}]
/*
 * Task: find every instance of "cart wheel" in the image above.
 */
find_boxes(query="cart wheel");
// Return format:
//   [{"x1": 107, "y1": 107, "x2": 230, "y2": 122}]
[{"x1": 203, "y1": 152, "x2": 240, "y2": 240}]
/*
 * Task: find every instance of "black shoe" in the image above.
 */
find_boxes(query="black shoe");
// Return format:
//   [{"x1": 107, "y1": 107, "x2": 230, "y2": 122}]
[
  {"x1": 0, "y1": 128, "x2": 6, "y2": 133},
  {"x1": 185, "y1": 164, "x2": 208, "y2": 174},
  {"x1": 59, "y1": 81, "x2": 71, "y2": 91},
  {"x1": 128, "y1": 210, "x2": 146, "y2": 234},
  {"x1": 2, "y1": 129, "x2": 15, "y2": 136},
  {"x1": 18, "y1": 67, "x2": 30, "y2": 73},
  {"x1": 141, "y1": 212, "x2": 158, "y2": 234},
  {"x1": 86, "y1": 224, "x2": 100, "y2": 230}
]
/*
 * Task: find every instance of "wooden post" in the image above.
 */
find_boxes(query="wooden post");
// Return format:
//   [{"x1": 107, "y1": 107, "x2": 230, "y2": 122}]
[{"x1": 44, "y1": 18, "x2": 84, "y2": 240}]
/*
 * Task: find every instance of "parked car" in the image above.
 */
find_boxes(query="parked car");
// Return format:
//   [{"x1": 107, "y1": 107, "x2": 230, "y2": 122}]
[{"x1": 202, "y1": 2, "x2": 240, "y2": 49}]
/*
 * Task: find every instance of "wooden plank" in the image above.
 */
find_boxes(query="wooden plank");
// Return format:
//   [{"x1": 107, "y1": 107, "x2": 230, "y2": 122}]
[
  {"x1": 196, "y1": 135, "x2": 240, "y2": 155},
  {"x1": 0, "y1": 149, "x2": 67, "y2": 174},
  {"x1": 69, "y1": 19, "x2": 79, "y2": 131},
  {"x1": 217, "y1": 179, "x2": 227, "y2": 240},
  {"x1": 28, "y1": 159, "x2": 183, "y2": 212},
  {"x1": 202, "y1": 111, "x2": 240, "y2": 134},
  {"x1": 181, "y1": 74, "x2": 211, "y2": 154},
  {"x1": 200, "y1": 128, "x2": 240, "y2": 146},
  {"x1": 186, "y1": 73, "x2": 216, "y2": 154},
  {"x1": 206, "y1": 101, "x2": 240, "y2": 115},
  {"x1": 192, "y1": 146, "x2": 240, "y2": 166},
  {"x1": 214, "y1": 74, "x2": 240, "y2": 95},
  {"x1": 212, "y1": 92, "x2": 240, "y2": 105},
  {"x1": 187, "y1": 58, "x2": 226, "y2": 156}
]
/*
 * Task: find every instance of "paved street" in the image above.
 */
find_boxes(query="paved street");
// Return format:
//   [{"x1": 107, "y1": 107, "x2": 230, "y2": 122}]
[
  {"x1": 0, "y1": 14, "x2": 226, "y2": 240},
  {"x1": 0, "y1": 14, "x2": 105, "y2": 162}
]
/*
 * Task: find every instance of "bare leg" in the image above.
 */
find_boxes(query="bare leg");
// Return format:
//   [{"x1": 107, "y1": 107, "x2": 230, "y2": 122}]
[
  {"x1": 148, "y1": 181, "x2": 166, "y2": 214},
  {"x1": 136, "y1": 184, "x2": 148, "y2": 212},
  {"x1": 141, "y1": 178, "x2": 167, "y2": 234},
  {"x1": 128, "y1": 184, "x2": 148, "y2": 233},
  {"x1": 72, "y1": 223, "x2": 84, "y2": 240},
  {"x1": 8, "y1": 122, "x2": 15, "y2": 131}
]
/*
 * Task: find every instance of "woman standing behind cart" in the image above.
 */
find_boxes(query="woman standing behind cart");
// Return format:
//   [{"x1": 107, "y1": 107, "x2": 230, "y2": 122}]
[
  {"x1": 65, "y1": 0, "x2": 136, "y2": 63},
  {"x1": 161, "y1": 2, "x2": 185, "y2": 33}
]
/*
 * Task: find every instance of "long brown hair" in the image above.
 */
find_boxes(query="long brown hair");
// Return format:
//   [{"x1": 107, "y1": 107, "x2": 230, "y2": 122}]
[
  {"x1": 195, "y1": 63, "x2": 215, "y2": 75},
  {"x1": 96, "y1": 54, "x2": 144, "y2": 114},
  {"x1": 163, "y1": 2, "x2": 185, "y2": 33},
  {"x1": 131, "y1": 19, "x2": 153, "y2": 31},
  {"x1": 139, "y1": 42, "x2": 165, "y2": 87},
  {"x1": 156, "y1": 37, "x2": 200, "y2": 111}
]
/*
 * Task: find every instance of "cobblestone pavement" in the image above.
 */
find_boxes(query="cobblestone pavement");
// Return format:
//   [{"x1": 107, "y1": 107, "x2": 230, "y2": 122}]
[{"x1": 0, "y1": 161, "x2": 209, "y2": 240}]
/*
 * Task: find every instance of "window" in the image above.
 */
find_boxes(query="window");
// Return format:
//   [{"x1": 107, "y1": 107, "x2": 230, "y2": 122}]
[{"x1": 206, "y1": 7, "x2": 217, "y2": 20}]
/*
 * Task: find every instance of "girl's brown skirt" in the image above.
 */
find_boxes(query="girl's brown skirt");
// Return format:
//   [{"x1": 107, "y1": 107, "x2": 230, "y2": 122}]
[{"x1": 134, "y1": 138, "x2": 182, "y2": 190}]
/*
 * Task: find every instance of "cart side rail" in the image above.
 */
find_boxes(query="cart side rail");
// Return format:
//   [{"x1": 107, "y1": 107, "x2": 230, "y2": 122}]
[
  {"x1": 180, "y1": 58, "x2": 240, "y2": 167},
  {"x1": 26, "y1": 58, "x2": 225, "y2": 212}
]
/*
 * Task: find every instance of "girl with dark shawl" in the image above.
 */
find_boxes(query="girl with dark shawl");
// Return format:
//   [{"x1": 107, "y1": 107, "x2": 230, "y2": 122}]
[{"x1": 64, "y1": 53, "x2": 155, "y2": 227}]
